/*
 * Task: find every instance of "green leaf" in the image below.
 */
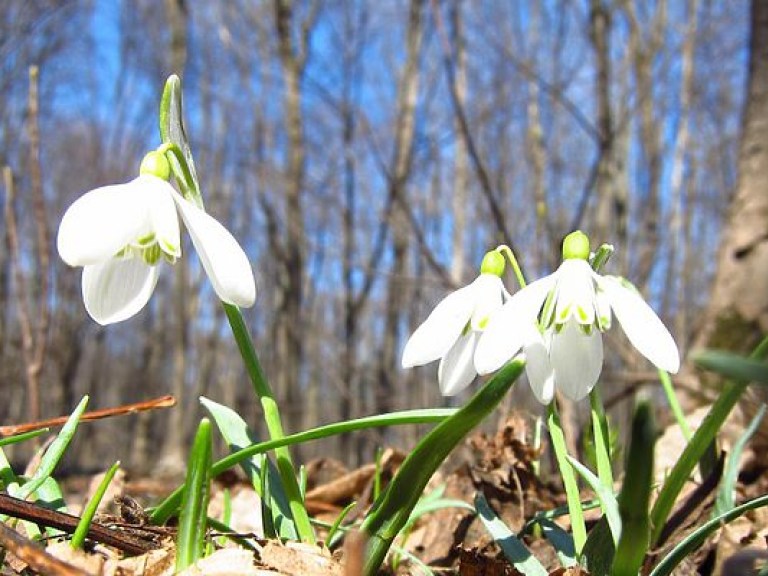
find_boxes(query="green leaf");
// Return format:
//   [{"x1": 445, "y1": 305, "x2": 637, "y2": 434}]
[
  {"x1": 200, "y1": 396, "x2": 298, "y2": 540},
  {"x1": 16, "y1": 396, "x2": 88, "y2": 501},
  {"x1": 580, "y1": 516, "x2": 614, "y2": 576},
  {"x1": 475, "y1": 492, "x2": 547, "y2": 576},
  {"x1": 650, "y1": 494, "x2": 768, "y2": 576},
  {"x1": 714, "y1": 404, "x2": 766, "y2": 516},
  {"x1": 589, "y1": 387, "x2": 614, "y2": 490},
  {"x1": 72, "y1": 461, "x2": 120, "y2": 550},
  {"x1": 694, "y1": 349, "x2": 768, "y2": 385},
  {"x1": 539, "y1": 518, "x2": 576, "y2": 568},
  {"x1": 149, "y1": 407, "x2": 457, "y2": 524},
  {"x1": 176, "y1": 418, "x2": 213, "y2": 573},
  {"x1": 0, "y1": 428, "x2": 49, "y2": 448},
  {"x1": 567, "y1": 457, "x2": 621, "y2": 546},
  {"x1": 651, "y1": 335, "x2": 768, "y2": 545},
  {"x1": 360, "y1": 357, "x2": 526, "y2": 575},
  {"x1": 613, "y1": 401, "x2": 655, "y2": 576}
]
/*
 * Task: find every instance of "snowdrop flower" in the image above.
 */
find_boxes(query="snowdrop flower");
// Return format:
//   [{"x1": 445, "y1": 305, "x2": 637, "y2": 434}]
[
  {"x1": 475, "y1": 231, "x2": 679, "y2": 404},
  {"x1": 402, "y1": 250, "x2": 511, "y2": 395},
  {"x1": 57, "y1": 151, "x2": 256, "y2": 325}
]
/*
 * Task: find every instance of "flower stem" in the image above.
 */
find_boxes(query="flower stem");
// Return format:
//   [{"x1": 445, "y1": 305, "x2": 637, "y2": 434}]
[
  {"x1": 547, "y1": 402, "x2": 587, "y2": 554},
  {"x1": 222, "y1": 303, "x2": 315, "y2": 544},
  {"x1": 588, "y1": 386, "x2": 614, "y2": 490},
  {"x1": 495, "y1": 244, "x2": 527, "y2": 288},
  {"x1": 659, "y1": 369, "x2": 692, "y2": 442}
]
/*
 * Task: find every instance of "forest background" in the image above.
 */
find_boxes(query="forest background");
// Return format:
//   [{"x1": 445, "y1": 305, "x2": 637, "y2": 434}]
[{"x1": 0, "y1": 0, "x2": 754, "y2": 475}]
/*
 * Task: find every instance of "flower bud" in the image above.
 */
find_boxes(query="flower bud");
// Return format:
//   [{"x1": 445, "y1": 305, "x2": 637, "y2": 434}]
[
  {"x1": 139, "y1": 151, "x2": 171, "y2": 181},
  {"x1": 562, "y1": 230, "x2": 590, "y2": 260},
  {"x1": 480, "y1": 250, "x2": 506, "y2": 277}
]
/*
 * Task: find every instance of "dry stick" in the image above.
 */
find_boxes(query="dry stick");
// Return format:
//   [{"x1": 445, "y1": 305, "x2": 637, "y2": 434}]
[
  {"x1": 0, "y1": 493, "x2": 157, "y2": 555},
  {"x1": 0, "y1": 520, "x2": 88, "y2": 576},
  {"x1": 0, "y1": 395, "x2": 177, "y2": 437}
]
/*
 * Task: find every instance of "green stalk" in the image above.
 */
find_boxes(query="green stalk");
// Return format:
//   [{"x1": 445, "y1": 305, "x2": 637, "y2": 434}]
[
  {"x1": 588, "y1": 387, "x2": 613, "y2": 490},
  {"x1": 548, "y1": 402, "x2": 587, "y2": 554},
  {"x1": 360, "y1": 357, "x2": 526, "y2": 575},
  {"x1": 659, "y1": 369, "x2": 692, "y2": 442},
  {"x1": 223, "y1": 303, "x2": 314, "y2": 544}
]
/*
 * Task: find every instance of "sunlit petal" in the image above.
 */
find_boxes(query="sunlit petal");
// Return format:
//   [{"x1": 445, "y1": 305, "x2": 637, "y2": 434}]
[
  {"x1": 470, "y1": 274, "x2": 507, "y2": 330},
  {"x1": 600, "y1": 276, "x2": 680, "y2": 373},
  {"x1": 550, "y1": 319, "x2": 603, "y2": 401},
  {"x1": 474, "y1": 274, "x2": 556, "y2": 374},
  {"x1": 81, "y1": 258, "x2": 159, "y2": 325},
  {"x1": 57, "y1": 180, "x2": 150, "y2": 266},
  {"x1": 173, "y1": 192, "x2": 256, "y2": 308},
  {"x1": 142, "y1": 176, "x2": 181, "y2": 258},
  {"x1": 438, "y1": 331, "x2": 480, "y2": 396},
  {"x1": 523, "y1": 330, "x2": 555, "y2": 404},
  {"x1": 402, "y1": 281, "x2": 477, "y2": 368}
]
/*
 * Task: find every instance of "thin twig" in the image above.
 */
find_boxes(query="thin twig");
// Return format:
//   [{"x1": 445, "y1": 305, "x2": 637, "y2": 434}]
[{"x1": 0, "y1": 521, "x2": 88, "y2": 576}]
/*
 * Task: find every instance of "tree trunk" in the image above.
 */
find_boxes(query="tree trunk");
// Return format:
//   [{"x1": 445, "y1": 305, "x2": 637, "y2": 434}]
[{"x1": 692, "y1": 0, "x2": 768, "y2": 436}]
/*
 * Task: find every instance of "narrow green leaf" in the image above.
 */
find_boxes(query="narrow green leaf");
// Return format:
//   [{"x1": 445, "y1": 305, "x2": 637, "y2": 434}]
[
  {"x1": 361, "y1": 358, "x2": 525, "y2": 575},
  {"x1": 176, "y1": 419, "x2": 213, "y2": 573},
  {"x1": 548, "y1": 403, "x2": 587, "y2": 553},
  {"x1": 567, "y1": 457, "x2": 621, "y2": 546},
  {"x1": 613, "y1": 401, "x2": 655, "y2": 576},
  {"x1": 149, "y1": 407, "x2": 456, "y2": 524},
  {"x1": 200, "y1": 396, "x2": 297, "y2": 540},
  {"x1": 539, "y1": 519, "x2": 576, "y2": 568},
  {"x1": 327, "y1": 501, "x2": 357, "y2": 546},
  {"x1": 0, "y1": 428, "x2": 49, "y2": 448},
  {"x1": 659, "y1": 369, "x2": 692, "y2": 441},
  {"x1": 651, "y1": 335, "x2": 768, "y2": 544},
  {"x1": 158, "y1": 75, "x2": 200, "y2": 203},
  {"x1": 693, "y1": 349, "x2": 768, "y2": 385},
  {"x1": 589, "y1": 387, "x2": 614, "y2": 490},
  {"x1": 650, "y1": 494, "x2": 768, "y2": 576},
  {"x1": 715, "y1": 404, "x2": 766, "y2": 516},
  {"x1": 16, "y1": 396, "x2": 88, "y2": 501},
  {"x1": 71, "y1": 461, "x2": 120, "y2": 550},
  {"x1": 475, "y1": 492, "x2": 547, "y2": 576}
]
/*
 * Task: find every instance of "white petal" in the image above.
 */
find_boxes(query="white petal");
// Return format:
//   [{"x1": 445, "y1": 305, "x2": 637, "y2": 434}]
[
  {"x1": 523, "y1": 331, "x2": 555, "y2": 404},
  {"x1": 141, "y1": 176, "x2": 181, "y2": 257},
  {"x1": 438, "y1": 331, "x2": 479, "y2": 395},
  {"x1": 402, "y1": 280, "x2": 477, "y2": 368},
  {"x1": 82, "y1": 258, "x2": 159, "y2": 325},
  {"x1": 551, "y1": 319, "x2": 603, "y2": 401},
  {"x1": 599, "y1": 277, "x2": 680, "y2": 373},
  {"x1": 173, "y1": 193, "x2": 256, "y2": 307},
  {"x1": 474, "y1": 274, "x2": 556, "y2": 374},
  {"x1": 469, "y1": 274, "x2": 507, "y2": 330},
  {"x1": 554, "y1": 259, "x2": 596, "y2": 326},
  {"x1": 57, "y1": 179, "x2": 150, "y2": 266}
]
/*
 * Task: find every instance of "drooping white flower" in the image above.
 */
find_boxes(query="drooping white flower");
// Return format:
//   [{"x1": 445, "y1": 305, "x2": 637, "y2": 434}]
[
  {"x1": 401, "y1": 251, "x2": 510, "y2": 395},
  {"x1": 57, "y1": 151, "x2": 256, "y2": 325},
  {"x1": 474, "y1": 231, "x2": 680, "y2": 404}
]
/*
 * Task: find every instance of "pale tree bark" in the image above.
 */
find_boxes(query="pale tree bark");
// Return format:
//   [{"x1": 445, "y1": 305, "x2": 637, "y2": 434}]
[
  {"x1": 692, "y1": 0, "x2": 768, "y2": 428},
  {"x1": 376, "y1": 0, "x2": 424, "y2": 443}
]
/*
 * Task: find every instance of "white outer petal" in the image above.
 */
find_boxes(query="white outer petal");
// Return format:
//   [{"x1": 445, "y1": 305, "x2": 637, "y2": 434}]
[
  {"x1": 57, "y1": 179, "x2": 150, "y2": 266},
  {"x1": 438, "y1": 331, "x2": 479, "y2": 396},
  {"x1": 82, "y1": 258, "x2": 159, "y2": 325},
  {"x1": 474, "y1": 274, "x2": 556, "y2": 374},
  {"x1": 173, "y1": 192, "x2": 256, "y2": 307},
  {"x1": 599, "y1": 276, "x2": 680, "y2": 373},
  {"x1": 550, "y1": 319, "x2": 603, "y2": 401},
  {"x1": 141, "y1": 176, "x2": 181, "y2": 257},
  {"x1": 523, "y1": 330, "x2": 555, "y2": 404},
  {"x1": 402, "y1": 280, "x2": 477, "y2": 368}
]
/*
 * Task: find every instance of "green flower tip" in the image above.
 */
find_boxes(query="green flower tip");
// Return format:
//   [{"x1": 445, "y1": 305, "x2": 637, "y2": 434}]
[
  {"x1": 139, "y1": 151, "x2": 171, "y2": 181},
  {"x1": 562, "y1": 230, "x2": 590, "y2": 260},
  {"x1": 480, "y1": 250, "x2": 506, "y2": 277}
]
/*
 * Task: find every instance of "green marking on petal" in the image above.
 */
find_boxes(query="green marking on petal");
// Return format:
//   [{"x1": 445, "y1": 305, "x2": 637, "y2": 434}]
[
  {"x1": 577, "y1": 306, "x2": 589, "y2": 323},
  {"x1": 461, "y1": 321, "x2": 472, "y2": 337},
  {"x1": 477, "y1": 316, "x2": 490, "y2": 330},
  {"x1": 161, "y1": 238, "x2": 179, "y2": 255},
  {"x1": 558, "y1": 304, "x2": 571, "y2": 322},
  {"x1": 581, "y1": 324, "x2": 593, "y2": 336},
  {"x1": 142, "y1": 244, "x2": 162, "y2": 266},
  {"x1": 137, "y1": 233, "x2": 156, "y2": 246}
]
